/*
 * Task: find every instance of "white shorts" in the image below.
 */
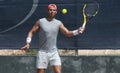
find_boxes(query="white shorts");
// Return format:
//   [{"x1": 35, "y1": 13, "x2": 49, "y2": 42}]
[{"x1": 36, "y1": 50, "x2": 61, "y2": 69}]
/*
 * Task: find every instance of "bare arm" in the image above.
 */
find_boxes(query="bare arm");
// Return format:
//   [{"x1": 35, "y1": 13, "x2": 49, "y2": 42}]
[
  {"x1": 21, "y1": 20, "x2": 40, "y2": 50},
  {"x1": 59, "y1": 23, "x2": 85, "y2": 37},
  {"x1": 27, "y1": 20, "x2": 40, "y2": 40}
]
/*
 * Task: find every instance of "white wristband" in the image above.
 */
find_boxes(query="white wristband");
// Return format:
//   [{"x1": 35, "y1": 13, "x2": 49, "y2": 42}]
[
  {"x1": 72, "y1": 30, "x2": 79, "y2": 36},
  {"x1": 26, "y1": 37, "x2": 31, "y2": 43}
]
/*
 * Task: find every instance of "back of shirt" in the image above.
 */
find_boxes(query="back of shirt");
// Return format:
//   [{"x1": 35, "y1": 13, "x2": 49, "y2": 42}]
[{"x1": 38, "y1": 18, "x2": 62, "y2": 52}]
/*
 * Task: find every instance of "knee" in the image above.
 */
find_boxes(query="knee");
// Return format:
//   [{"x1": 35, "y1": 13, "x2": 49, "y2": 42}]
[
  {"x1": 54, "y1": 70, "x2": 61, "y2": 73},
  {"x1": 37, "y1": 69, "x2": 45, "y2": 73}
]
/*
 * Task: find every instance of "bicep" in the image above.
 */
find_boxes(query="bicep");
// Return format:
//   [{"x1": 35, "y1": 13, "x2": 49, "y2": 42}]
[
  {"x1": 59, "y1": 24, "x2": 68, "y2": 34},
  {"x1": 59, "y1": 24, "x2": 73, "y2": 37},
  {"x1": 31, "y1": 20, "x2": 40, "y2": 33}
]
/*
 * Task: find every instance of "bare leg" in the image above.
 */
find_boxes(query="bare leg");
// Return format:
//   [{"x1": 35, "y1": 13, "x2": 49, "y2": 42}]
[
  {"x1": 52, "y1": 65, "x2": 62, "y2": 73},
  {"x1": 37, "y1": 69, "x2": 45, "y2": 73}
]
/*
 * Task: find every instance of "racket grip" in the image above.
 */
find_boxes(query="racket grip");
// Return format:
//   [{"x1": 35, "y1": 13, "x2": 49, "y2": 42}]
[{"x1": 82, "y1": 23, "x2": 86, "y2": 28}]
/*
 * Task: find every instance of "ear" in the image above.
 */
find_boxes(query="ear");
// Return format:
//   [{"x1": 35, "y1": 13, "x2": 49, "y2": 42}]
[{"x1": 55, "y1": 11, "x2": 57, "y2": 14}]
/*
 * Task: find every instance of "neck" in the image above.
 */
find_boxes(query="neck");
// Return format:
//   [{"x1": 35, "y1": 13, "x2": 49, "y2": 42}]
[{"x1": 47, "y1": 16, "x2": 55, "y2": 21}]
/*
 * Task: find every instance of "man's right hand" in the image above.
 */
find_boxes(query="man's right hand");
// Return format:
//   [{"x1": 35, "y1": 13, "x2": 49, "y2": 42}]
[{"x1": 21, "y1": 44, "x2": 30, "y2": 51}]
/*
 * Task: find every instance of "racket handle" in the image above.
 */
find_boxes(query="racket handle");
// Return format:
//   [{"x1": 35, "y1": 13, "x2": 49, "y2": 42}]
[{"x1": 82, "y1": 23, "x2": 86, "y2": 28}]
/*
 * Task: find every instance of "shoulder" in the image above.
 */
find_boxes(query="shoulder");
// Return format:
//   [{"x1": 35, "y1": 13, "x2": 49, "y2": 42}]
[
  {"x1": 54, "y1": 18, "x2": 63, "y2": 25},
  {"x1": 35, "y1": 18, "x2": 45, "y2": 26},
  {"x1": 54, "y1": 18, "x2": 61, "y2": 22},
  {"x1": 39, "y1": 18, "x2": 46, "y2": 22}
]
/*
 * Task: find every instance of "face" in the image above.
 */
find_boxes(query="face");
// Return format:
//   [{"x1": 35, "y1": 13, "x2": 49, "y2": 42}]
[{"x1": 48, "y1": 8, "x2": 57, "y2": 18}]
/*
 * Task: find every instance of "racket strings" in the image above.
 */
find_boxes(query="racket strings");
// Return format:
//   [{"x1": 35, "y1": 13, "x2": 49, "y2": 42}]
[{"x1": 84, "y1": 3, "x2": 99, "y2": 17}]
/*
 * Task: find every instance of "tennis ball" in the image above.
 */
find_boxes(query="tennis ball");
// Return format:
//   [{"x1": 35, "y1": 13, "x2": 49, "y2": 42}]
[{"x1": 62, "y1": 8, "x2": 67, "y2": 14}]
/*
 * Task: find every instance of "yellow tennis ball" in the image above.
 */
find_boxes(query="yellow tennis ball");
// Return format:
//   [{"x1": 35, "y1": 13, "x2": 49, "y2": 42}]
[{"x1": 62, "y1": 8, "x2": 67, "y2": 14}]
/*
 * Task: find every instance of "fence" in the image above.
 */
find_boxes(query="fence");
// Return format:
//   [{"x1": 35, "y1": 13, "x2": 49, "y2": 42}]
[{"x1": 0, "y1": 0, "x2": 120, "y2": 49}]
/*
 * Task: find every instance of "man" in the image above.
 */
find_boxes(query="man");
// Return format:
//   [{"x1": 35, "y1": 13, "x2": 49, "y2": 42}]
[{"x1": 21, "y1": 4, "x2": 85, "y2": 73}]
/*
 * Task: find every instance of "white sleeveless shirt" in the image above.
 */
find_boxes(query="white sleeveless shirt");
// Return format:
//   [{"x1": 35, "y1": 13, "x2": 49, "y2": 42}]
[{"x1": 39, "y1": 18, "x2": 62, "y2": 52}]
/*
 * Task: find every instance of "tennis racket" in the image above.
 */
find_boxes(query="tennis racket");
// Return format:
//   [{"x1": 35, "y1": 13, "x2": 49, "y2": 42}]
[{"x1": 82, "y1": 1, "x2": 99, "y2": 28}]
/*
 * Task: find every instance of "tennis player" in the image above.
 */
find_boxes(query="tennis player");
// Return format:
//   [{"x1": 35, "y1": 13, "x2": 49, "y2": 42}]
[{"x1": 21, "y1": 4, "x2": 85, "y2": 73}]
